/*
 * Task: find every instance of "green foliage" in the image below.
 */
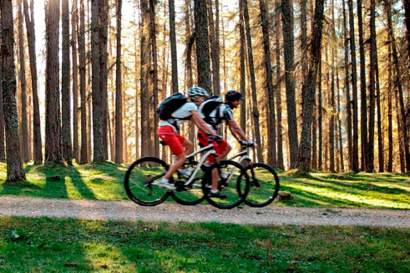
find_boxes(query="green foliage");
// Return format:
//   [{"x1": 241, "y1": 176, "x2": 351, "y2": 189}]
[
  {"x1": 0, "y1": 163, "x2": 408, "y2": 209},
  {"x1": 0, "y1": 217, "x2": 409, "y2": 272}
]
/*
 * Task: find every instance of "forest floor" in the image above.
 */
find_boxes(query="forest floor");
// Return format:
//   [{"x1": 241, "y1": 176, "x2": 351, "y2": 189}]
[
  {"x1": 0, "y1": 163, "x2": 409, "y2": 272},
  {"x1": 0, "y1": 162, "x2": 408, "y2": 209}
]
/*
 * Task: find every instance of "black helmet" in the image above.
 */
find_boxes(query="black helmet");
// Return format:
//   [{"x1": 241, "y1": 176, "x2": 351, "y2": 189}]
[{"x1": 224, "y1": 90, "x2": 242, "y2": 102}]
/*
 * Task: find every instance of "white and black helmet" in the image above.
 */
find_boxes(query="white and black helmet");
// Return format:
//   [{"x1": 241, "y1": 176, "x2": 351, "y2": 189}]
[{"x1": 188, "y1": 86, "x2": 209, "y2": 98}]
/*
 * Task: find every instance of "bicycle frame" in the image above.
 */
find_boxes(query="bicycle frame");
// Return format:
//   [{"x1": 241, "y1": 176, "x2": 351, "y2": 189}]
[{"x1": 229, "y1": 147, "x2": 252, "y2": 166}]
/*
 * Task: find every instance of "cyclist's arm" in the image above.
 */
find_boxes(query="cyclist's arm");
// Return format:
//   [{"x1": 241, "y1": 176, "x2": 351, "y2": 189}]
[
  {"x1": 227, "y1": 119, "x2": 247, "y2": 141},
  {"x1": 191, "y1": 111, "x2": 216, "y2": 135}
]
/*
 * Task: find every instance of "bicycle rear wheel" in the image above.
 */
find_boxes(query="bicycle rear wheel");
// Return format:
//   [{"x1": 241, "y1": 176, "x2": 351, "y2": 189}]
[
  {"x1": 202, "y1": 160, "x2": 250, "y2": 209},
  {"x1": 124, "y1": 157, "x2": 171, "y2": 206},
  {"x1": 244, "y1": 163, "x2": 280, "y2": 207}
]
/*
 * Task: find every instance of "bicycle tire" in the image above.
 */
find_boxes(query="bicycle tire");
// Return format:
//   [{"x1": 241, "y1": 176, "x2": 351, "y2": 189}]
[{"x1": 171, "y1": 161, "x2": 206, "y2": 205}]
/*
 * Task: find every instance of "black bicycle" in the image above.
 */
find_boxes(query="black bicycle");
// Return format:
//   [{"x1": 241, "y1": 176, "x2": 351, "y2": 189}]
[
  {"x1": 229, "y1": 141, "x2": 280, "y2": 207},
  {"x1": 124, "y1": 137, "x2": 250, "y2": 209}
]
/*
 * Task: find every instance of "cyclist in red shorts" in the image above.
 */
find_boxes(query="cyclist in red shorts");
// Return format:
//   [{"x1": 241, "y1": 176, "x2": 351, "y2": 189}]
[
  {"x1": 156, "y1": 87, "x2": 216, "y2": 190},
  {"x1": 198, "y1": 90, "x2": 249, "y2": 197}
]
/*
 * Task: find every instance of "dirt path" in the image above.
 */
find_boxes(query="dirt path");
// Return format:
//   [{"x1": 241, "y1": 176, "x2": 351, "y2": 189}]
[{"x1": 0, "y1": 196, "x2": 409, "y2": 227}]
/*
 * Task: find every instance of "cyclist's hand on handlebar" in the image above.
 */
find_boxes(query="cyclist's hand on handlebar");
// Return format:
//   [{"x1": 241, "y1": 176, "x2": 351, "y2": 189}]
[{"x1": 208, "y1": 134, "x2": 223, "y2": 141}]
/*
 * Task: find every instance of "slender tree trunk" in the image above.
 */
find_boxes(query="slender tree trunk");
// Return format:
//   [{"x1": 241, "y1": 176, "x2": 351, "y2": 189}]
[
  {"x1": 387, "y1": 43, "x2": 393, "y2": 172},
  {"x1": 17, "y1": 0, "x2": 29, "y2": 163},
  {"x1": 348, "y1": 0, "x2": 359, "y2": 172},
  {"x1": 357, "y1": 0, "x2": 367, "y2": 170},
  {"x1": 1, "y1": 0, "x2": 25, "y2": 181},
  {"x1": 403, "y1": 0, "x2": 410, "y2": 57},
  {"x1": 275, "y1": 0, "x2": 284, "y2": 169},
  {"x1": 296, "y1": 0, "x2": 325, "y2": 173},
  {"x1": 91, "y1": 0, "x2": 108, "y2": 161},
  {"x1": 61, "y1": 0, "x2": 72, "y2": 163},
  {"x1": 239, "y1": 0, "x2": 246, "y2": 135},
  {"x1": 0, "y1": 54, "x2": 5, "y2": 161},
  {"x1": 385, "y1": 0, "x2": 410, "y2": 172},
  {"x1": 375, "y1": 45, "x2": 383, "y2": 172},
  {"x1": 336, "y1": 68, "x2": 344, "y2": 172},
  {"x1": 207, "y1": 0, "x2": 220, "y2": 95},
  {"x1": 259, "y1": 0, "x2": 277, "y2": 166},
  {"x1": 342, "y1": 0, "x2": 352, "y2": 170},
  {"x1": 242, "y1": 0, "x2": 263, "y2": 162},
  {"x1": 134, "y1": 18, "x2": 140, "y2": 160},
  {"x1": 281, "y1": 0, "x2": 298, "y2": 167},
  {"x1": 45, "y1": 0, "x2": 63, "y2": 163},
  {"x1": 194, "y1": 0, "x2": 212, "y2": 92},
  {"x1": 329, "y1": 47, "x2": 336, "y2": 173},
  {"x1": 318, "y1": 60, "x2": 323, "y2": 170},
  {"x1": 72, "y1": 0, "x2": 79, "y2": 162},
  {"x1": 115, "y1": 0, "x2": 123, "y2": 163},
  {"x1": 149, "y1": 0, "x2": 159, "y2": 157},
  {"x1": 185, "y1": 0, "x2": 195, "y2": 143},
  {"x1": 169, "y1": 0, "x2": 178, "y2": 91},
  {"x1": 79, "y1": 0, "x2": 88, "y2": 163}
]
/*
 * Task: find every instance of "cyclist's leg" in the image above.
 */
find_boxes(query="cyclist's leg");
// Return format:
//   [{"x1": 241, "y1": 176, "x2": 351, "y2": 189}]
[{"x1": 183, "y1": 137, "x2": 194, "y2": 155}]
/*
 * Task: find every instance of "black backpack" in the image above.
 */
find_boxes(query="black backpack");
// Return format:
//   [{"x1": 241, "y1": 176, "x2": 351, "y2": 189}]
[
  {"x1": 157, "y1": 92, "x2": 188, "y2": 120},
  {"x1": 201, "y1": 96, "x2": 223, "y2": 125}
]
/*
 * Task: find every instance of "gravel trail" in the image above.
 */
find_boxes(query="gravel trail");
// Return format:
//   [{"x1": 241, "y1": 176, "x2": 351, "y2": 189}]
[{"x1": 0, "y1": 196, "x2": 409, "y2": 227}]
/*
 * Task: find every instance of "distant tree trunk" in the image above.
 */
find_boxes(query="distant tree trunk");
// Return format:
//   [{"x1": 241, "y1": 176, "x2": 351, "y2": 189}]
[
  {"x1": 387, "y1": 43, "x2": 393, "y2": 172},
  {"x1": 61, "y1": 0, "x2": 72, "y2": 163},
  {"x1": 115, "y1": 0, "x2": 123, "y2": 163},
  {"x1": 239, "y1": 0, "x2": 246, "y2": 134},
  {"x1": 385, "y1": 0, "x2": 410, "y2": 172},
  {"x1": 242, "y1": 0, "x2": 263, "y2": 162},
  {"x1": 140, "y1": 0, "x2": 151, "y2": 157},
  {"x1": 375, "y1": 46, "x2": 383, "y2": 172},
  {"x1": 318, "y1": 60, "x2": 323, "y2": 170},
  {"x1": 207, "y1": 0, "x2": 220, "y2": 95},
  {"x1": 296, "y1": 0, "x2": 325, "y2": 173},
  {"x1": 328, "y1": 47, "x2": 336, "y2": 173},
  {"x1": 367, "y1": 0, "x2": 377, "y2": 172},
  {"x1": 275, "y1": 0, "x2": 284, "y2": 169},
  {"x1": 357, "y1": 0, "x2": 367, "y2": 170},
  {"x1": 1, "y1": 0, "x2": 25, "y2": 181},
  {"x1": 342, "y1": 0, "x2": 352, "y2": 170},
  {"x1": 169, "y1": 0, "x2": 178, "y2": 92},
  {"x1": 134, "y1": 21, "x2": 140, "y2": 159},
  {"x1": 347, "y1": 0, "x2": 359, "y2": 172},
  {"x1": 395, "y1": 85, "x2": 405, "y2": 173},
  {"x1": 72, "y1": 0, "x2": 79, "y2": 162},
  {"x1": 91, "y1": 0, "x2": 108, "y2": 162},
  {"x1": 336, "y1": 68, "x2": 344, "y2": 172},
  {"x1": 149, "y1": 0, "x2": 159, "y2": 157},
  {"x1": 403, "y1": 0, "x2": 410, "y2": 57},
  {"x1": 259, "y1": 0, "x2": 276, "y2": 166},
  {"x1": 299, "y1": 0, "x2": 307, "y2": 76},
  {"x1": 194, "y1": 0, "x2": 212, "y2": 92},
  {"x1": 79, "y1": 0, "x2": 88, "y2": 163},
  {"x1": 45, "y1": 0, "x2": 63, "y2": 163},
  {"x1": 17, "y1": 0, "x2": 29, "y2": 163},
  {"x1": 281, "y1": 0, "x2": 298, "y2": 168}
]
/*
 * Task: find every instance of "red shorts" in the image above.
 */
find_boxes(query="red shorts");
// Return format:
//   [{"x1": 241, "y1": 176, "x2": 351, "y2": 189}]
[
  {"x1": 198, "y1": 130, "x2": 229, "y2": 163},
  {"x1": 157, "y1": 126, "x2": 186, "y2": 156}
]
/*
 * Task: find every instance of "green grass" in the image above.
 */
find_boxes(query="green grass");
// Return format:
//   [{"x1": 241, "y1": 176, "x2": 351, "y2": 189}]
[
  {"x1": 0, "y1": 162, "x2": 409, "y2": 209},
  {"x1": 0, "y1": 216, "x2": 409, "y2": 272}
]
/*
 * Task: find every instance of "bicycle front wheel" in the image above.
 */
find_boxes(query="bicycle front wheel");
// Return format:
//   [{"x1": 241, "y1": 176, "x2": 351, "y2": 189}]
[
  {"x1": 124, "y1": 157, "x2": 171, "y2": 206},
  {"x1": 202, "y1": 160, "x2": 250, "y2": 209},
  {"x1": 244, "y1": 163, "x2": 280, "y2": 207}
]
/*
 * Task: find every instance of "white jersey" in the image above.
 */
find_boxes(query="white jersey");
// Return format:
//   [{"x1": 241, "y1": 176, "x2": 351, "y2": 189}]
[{"x1": 159, "y1": 102, "x2": 197, "y2": 132}]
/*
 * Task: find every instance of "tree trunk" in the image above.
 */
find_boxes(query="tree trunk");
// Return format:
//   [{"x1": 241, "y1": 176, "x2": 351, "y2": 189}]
[
  {"x1": 259, "y1": 0, "x2": 277, "y2": 167},
  {"x1": 328, "y1": 47, "x2": 336, "y2": 173},
  {"x1": 318, "y1": 60, "x2": 323, "y2": 170},
  {"x1": 1, "y1": 0, "x2": 26, "y2": 181},
  {"x1": 17, "y1": 0, "x2": 29, "y2": 163},
  {"x1": 239, "y1": 0, "x2": 246, "y2": 135},
  {"x1": 115, "y1": 0, "x2": 123, "y2": 163},
  {"x1": 207, "y1": 0, "x2": 220, "y2": 95},
  {"x1": 296, "y1": 0, "x2": 325, "y2": 173},
  {"x1": 0, "y1": 53, "x2": 5, "y2": 161},
  {"x1": 281, "y1": 0, "x2": 298, "y2": 168},
  {"x1": 242, "y1": 0, "x2": 263, "y2": 162},
  {"x1": 342, "y1": 0, "x2": 352, "y2": 170},
  {"x1": 45, "y1": 0, "x2": 63, "y2": 163},
  {"x1": 385, "y1": 0, "x2": 410, "y2": 172},
  {"x1": 336, "y1": 67, "x2": 344, "y2": 172},
  {"x1": 403, "y1": 0, "x2": 410, "y2": 57},
  {"x1": 347, "y1": 0, "x2": 359, "y2": 172},
  {"x1": 194, "y1": 0, "x2": 212, "y2": 92},
  {"x1": 72, "y1": 0, "x2": 79, "y2": 162},
  {"x1": 357, "y1": 0, "x2": 367, "y2": 170},
  {"x1": 275, "y1": 0, "x2": 284, "y2": 169},
  {"x1": 61, "y1": 0, "x2": 72, "y2": 163},
  {"x1": 134, "y1": 18, "x2": 140, "y2": 160},
  {"x1": 79, "y1": 0, "x2": 88, "y2": 163},
  {"x1": 91, "y1": 0, "x2": 108, "y2": 162},
  {"x1": 169, "y1": 0, "x2": 178, "y2": 92},
  {"x1": 387, "y1": 42, "x2": 393, "y2": 172}
]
